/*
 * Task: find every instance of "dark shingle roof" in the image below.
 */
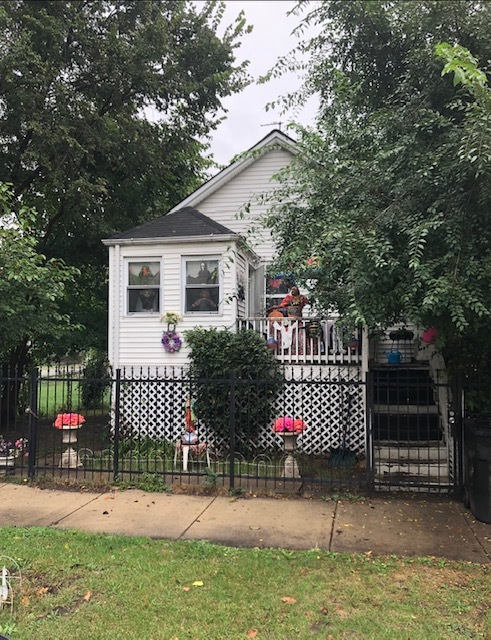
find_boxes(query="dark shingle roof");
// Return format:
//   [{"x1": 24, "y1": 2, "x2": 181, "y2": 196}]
[{"x1": 108, "y1": 206, "x2": 235, "y2": 241}]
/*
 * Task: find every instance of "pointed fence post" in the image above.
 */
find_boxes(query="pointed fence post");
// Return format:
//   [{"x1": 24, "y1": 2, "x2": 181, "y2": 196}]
[
  {"x1": 27, "y1": 367, "x2": 38, "y2": 480},
  {"x1": 229, "y1": 371, "x2": 236, "y2": 491},
  {"x1": 453, "y1": 370, "x2": 464, "y2": 496},
  {"x1": 365, "y1": 370, "x2": 374, "y2": 495},
  {"x1": 113, "y1": 368, "x2": 121, "y2": 483}
]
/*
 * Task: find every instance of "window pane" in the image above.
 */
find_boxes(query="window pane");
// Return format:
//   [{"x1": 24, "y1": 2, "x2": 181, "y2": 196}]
[
  {"x1": 186, "y1": 287, "x2": 219, "y2": 313},
  {"x1": 128, "y1": 289, "x2": 160, "y2": 313},
  {"x1": 129, "y1": 262, "x2": 160, "y2": 285},
  {"x1": 266, "y1": 274, "x2": 293, "y2": 295},
  {"x1": 186, "y1": 260, "x2": 218, "y2": 285},
  {"x1": 127, "y1": 261, "x2": 160, "y2": 313}
]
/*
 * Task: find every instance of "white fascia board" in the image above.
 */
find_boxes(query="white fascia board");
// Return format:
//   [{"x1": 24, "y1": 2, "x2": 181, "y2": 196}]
[
  {"x1": 168, "y1": 131, "x2": 297, "y2": 214},
  {"x1": 102, "y1": 234, "x2": 261, "y2": 264},
  {"x1": 102, "y1": 234, "x2": 238, "y2": 247}
]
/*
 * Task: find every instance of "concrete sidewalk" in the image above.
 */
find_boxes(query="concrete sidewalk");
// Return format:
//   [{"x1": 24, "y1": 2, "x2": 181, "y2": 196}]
[{"x1": 1, "y1": 483, "x2": 489, "y2": 563}]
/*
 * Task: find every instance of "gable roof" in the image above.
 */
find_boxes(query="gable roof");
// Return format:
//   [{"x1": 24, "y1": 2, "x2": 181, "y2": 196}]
[
  {"x1": 103, "y1": 206, "x2": 235, "y2": 246},
  {"x1": 167, "y1": 128, "x2": 296, "y2": 214},
  {"x1": 102, "y1": 128, "x2": 296, "y2": 248}
]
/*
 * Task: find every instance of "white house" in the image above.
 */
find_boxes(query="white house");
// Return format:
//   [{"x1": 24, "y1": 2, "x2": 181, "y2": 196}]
[
  {"x1": 101, "y1": 129, "x2": 350, "y2": 369},
  {"x1": 102, "y1": 129, "x2": 455, "y2": 492}
]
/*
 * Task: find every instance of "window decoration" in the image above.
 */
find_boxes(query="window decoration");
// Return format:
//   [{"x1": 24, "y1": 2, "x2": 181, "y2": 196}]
[
  {"x1": 127, "y1": 261, "x2": 160, "y2": 313},
  {"x1": 160, "y1": 311, "x2": 183, "y2": 353},
  {"x1": 185, "y1": 258, "x2": 219, "y2": 313}
]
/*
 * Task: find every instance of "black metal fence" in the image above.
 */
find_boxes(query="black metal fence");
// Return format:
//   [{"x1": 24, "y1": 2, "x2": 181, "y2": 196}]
[{"x1": 0, "y1": 366, "x2": 370, "y2": 495}]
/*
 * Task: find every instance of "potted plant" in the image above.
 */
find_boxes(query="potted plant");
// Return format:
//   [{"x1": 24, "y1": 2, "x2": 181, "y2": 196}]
[
  {"x1": 347, "y1": 336, "x2": 360, "y2": 351},
  {"x1": 279, "y1": 286, "x2": 309, "y2": 318},
  {"x1": 54, "y1": 412, "x2": 86, "y2": 468},
  {"x1": 389, "y1": 327, "x2": 414, "y2": 341},
  {"x1": 0, "y1": 437, "x2": 28, "y2": 474},
  {"x1": 161, "y1": 311, "x2": 181, "y2": 331},
  {"x1": 273, "y1": 416, "x2": 307, "y2": 478}
]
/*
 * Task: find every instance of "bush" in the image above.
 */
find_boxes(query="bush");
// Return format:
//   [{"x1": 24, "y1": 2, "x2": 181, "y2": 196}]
[
  {"x1": 185, "y1": 328, "x2": 284, "y2": 451},
  {"x1": 80, "y1": 349, "x2": 111, "y2": 408}
]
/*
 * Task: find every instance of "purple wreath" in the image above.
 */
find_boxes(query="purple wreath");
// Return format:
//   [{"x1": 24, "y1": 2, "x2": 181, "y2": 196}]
[{"x1": 161, "y1": 331, "x2": 182, "y2": 353}]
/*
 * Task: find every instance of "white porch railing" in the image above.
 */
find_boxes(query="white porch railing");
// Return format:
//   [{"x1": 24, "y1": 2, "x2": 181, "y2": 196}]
[{"x1": 237, "y1": 317, "x2": 364, "y2": 366}]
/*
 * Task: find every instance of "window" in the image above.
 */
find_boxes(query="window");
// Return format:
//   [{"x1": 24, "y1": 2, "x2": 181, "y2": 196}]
[
  {"x1": 185, "y1": 258, "x2": 219, "y2": 313},
  {"x1": 127, "y1": 261, "x2": 160, "y2": 313},
  {"x1": 265, "y1": 273, "x2": 295, "y2": 311}
]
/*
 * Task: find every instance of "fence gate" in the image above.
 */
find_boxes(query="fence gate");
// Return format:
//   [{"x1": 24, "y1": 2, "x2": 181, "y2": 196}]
[{"x1": 368, "y1": 366, "x2": 460, "y2": 493}]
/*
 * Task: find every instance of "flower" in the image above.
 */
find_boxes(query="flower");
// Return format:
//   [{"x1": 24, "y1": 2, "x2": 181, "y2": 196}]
[
  {"x1": 161, "y1": 311, "x2": 181, "y2": 325},
  {"x1": 53, "y1": 413, "x2": 86, "y2": 429},
  {"x1": 421, "y1": 327, "x2": 438, "y2": 344},
  {"x1": 273, "y1": 416, "x2": 307, "y2": 433},
  {"x1": 0, "y1": 436, "x2": 28, "y2": 457}
]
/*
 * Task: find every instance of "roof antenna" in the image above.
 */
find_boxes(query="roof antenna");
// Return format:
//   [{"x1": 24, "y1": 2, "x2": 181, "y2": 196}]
[{"x1": 261, "y1": 121, "x2": 283, "y2": 131}]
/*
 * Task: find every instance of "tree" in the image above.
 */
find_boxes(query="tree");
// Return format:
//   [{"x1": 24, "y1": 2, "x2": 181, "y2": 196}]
[
  {"x1": 0, "y1": 183, "x2": 78, "y2": 360},
  {"x1": 0, "y1": 182, "x2": 79, "y2": 418},
  {"x1": 266, "y1": 1, "x2": 491, "y2": 377},
  {"x1": 0, "y1": 0, "x2": 250, "y2": 364}
]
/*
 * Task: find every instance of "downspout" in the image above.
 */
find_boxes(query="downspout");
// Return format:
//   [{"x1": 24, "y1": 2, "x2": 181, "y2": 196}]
[
  {"x1": 109, "y1": 244, "x2": 121, "y2": 370},
  {"x1": 230, "y1": 245, "x2": 238, "y2": 333}
]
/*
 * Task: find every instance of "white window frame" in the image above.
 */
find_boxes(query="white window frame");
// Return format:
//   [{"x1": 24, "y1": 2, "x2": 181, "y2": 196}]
[
  {"x1": 183, "y1": 256, "x2": 221, "y2": 315},
  {"x1": 125, "y1": 259, "x2": 162, "y2": 315}
]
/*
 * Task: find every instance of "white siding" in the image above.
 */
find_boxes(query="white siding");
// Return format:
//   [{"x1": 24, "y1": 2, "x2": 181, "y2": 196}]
[
  {"x1": 108, "y1": 240, "x2": 241, "y2": 368},
  {"x1": 107, "y1": 139, "x2": 295, "y2": 369},
  {"x1": 195, "y1": 148, "x2": 292, "y2": 263}
]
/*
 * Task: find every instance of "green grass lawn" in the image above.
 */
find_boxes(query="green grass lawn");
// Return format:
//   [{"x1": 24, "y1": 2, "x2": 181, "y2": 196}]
[
  {"x1": 0, "y1": 528, "x2": 489, "y2": 639},
  {"x1": 37, "y1": 379, "x2": 111, "y2": 418},
  {"x1": 82, "y1": 448, "x2": 290, "y2": 478}
]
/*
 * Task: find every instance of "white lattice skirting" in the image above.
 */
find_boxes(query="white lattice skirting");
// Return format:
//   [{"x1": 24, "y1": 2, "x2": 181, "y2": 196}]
[{"x1": 113, "y1": 365, "x2": 366, "y2": 456}]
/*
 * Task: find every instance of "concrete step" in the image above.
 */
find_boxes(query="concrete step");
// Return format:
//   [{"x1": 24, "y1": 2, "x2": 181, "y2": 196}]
[
  {"x1": 373, "y1": 441, "x2": 450, "y2": 488},
  {"x1": 374, "y1": 479, "x2": 453, "y2": 493},
  {"x1": 374, "y1": 461, "x2": 449, "y2": 480},
  {"x1": 375, "y1": 444, "x2": 447, "y2": 462},
  {"x1": 374, "y1": 404, "x2": 438, "y2": 415}
]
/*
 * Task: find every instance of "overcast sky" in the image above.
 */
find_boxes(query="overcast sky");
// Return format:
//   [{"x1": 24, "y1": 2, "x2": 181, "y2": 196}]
[{"x1": 208, "y1": 1, "x2": 319, "y2": 169}]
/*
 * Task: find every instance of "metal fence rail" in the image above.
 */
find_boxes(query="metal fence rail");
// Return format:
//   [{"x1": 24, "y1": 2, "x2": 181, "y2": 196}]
[{"x1": 0, "y1": 365, "x2": 370, "y2": 495}]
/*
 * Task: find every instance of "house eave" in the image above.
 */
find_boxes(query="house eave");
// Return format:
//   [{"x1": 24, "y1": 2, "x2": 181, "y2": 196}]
[
  {"x1": 102, "y1": 233, "x2": 261, "y2": 263},
  {"x1": 102, "y1": 234, "x2": 240, "y2": 247}
]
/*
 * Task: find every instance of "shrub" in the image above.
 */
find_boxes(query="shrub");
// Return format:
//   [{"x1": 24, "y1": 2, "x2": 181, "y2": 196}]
[
  {"x1": 80, "y1": 348, "x2": 111, "y2": 408},
  {"x1": 185, "y1": 328, "x2": 284, "y2": 451}
]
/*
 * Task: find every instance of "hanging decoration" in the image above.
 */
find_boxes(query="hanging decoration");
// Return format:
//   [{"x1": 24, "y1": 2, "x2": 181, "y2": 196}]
[
  {"x1": 160, "y1": 311, "x2": 183, "y2": 353},
  {"x1": 161, "y1": 330, "x2": 182, "y2": 353}
]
